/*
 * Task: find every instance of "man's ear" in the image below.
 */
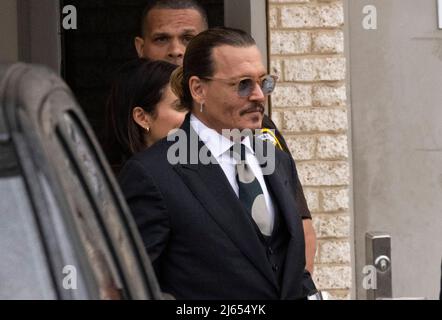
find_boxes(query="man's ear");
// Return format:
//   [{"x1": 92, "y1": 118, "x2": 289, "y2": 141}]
[
  {"x1": 189, "y1": 76, "x2": 206, "y2": 105},
  {"x1": 132, "y1": 107, "x2": 151, "y2": 130},
  {"x1": 134, "y1": 37, "x2": 145, "y2": 58}
]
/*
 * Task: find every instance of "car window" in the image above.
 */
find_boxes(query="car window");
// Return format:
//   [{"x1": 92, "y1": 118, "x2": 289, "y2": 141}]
[{"x1": 0, "y1": 176, "x2": 55, "y2": 300}]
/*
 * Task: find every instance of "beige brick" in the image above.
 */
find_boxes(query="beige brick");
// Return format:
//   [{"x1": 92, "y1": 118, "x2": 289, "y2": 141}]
[
  {"x1": 269, "y1": 7, "x2": 278, "y2": 29},
  {"x1": 321, "y1": 188, "x2": 350, "y2": 211},
  {"x1": 271, "y1": 31, "x2": 311, "y2": 55},
  {"x1": 286, "y1": 136, "x2": 316, "y2": 160},
  {"x1": 314, "y1": 265, "x2": 351, "y2": 290},
  {"x1": 321, "y1": 290, "x2": 351, "y2": 300},
  {"x1": 316, "y1": 2, "x2": 344, "y2": 27},
  {"x1": 313, "y1": 214, "x2": 350, "y2": 238},
  {"x1": 285, "y1": 57, "x2": 346, "y2": 81},
  {"x1": 312, "y1": 30, "x2": 344, "y2": 54},
  {"x1": 297, "y1": 161, "x2": 350, "y2": 186},
  {"x1": 270, "y1": 0, "x2": 311, "y2": 3},
  {"x1": 271, "y1": 84, "x2": 312, "y2": 108},
  {"x1": 280, "y1": 3, "x2": 343, "y2": 28},
  {"x1": 270, "y1": 59, "x2": 283, "y2": 80},
  {"x1": 318, "y1": 240, "x2": 351, "y2": 264},
  {"x1": 316, "y1": 57, "x2": 346, "y2": 81},
  {"x1": 283, "y1": 109, "x2": 348, "y2": 133},
  {"x1": 303, "y1": 188, "x2": 319, "y2": 212},
  {"x1": 280, "y1": 5, "x2": 314, "y2": 28},
  {"x1": 313, "y1": 84, "x2": 347, "y2": 107},
  {"x1": 317, "y1": 134, "x2": 348, "y2": 159},
  {"x1": 284, "y1": 58, "x2": 314, "y2": 81},
  {"x1": 268, "y1": 113, "x2": 283, "y2": 132}
]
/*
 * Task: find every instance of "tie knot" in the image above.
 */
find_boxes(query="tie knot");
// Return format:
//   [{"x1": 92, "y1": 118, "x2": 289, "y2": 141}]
[{"x1": 230, "y1": 143, "x2": 247, "y2": 162}]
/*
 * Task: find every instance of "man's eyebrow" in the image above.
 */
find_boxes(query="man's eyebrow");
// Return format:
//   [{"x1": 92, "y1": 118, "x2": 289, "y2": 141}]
[
  {"x1": 230, "y1": 72, "x2": 268, "y2": 80},
  {"x1": 181, "y1": 28, "x2": 198, "y2": 34},
  {"x1": 150, "y1": 32, "x2": 171, "y2": 38},
  {"x1": 150, "y1": 29, "x2": 197, "y2": 38}
]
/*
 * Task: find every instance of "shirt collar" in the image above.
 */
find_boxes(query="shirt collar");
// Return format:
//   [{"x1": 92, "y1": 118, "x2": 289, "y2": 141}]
[{"x1": 190, "y1": 114, "x2": 255, "y2": 159}]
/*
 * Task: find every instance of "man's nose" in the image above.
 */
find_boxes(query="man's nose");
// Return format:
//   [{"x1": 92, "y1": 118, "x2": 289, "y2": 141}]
[
  {"x1": 249, "y1": 82, "x2": 265, "y2": 101},
  {"x1": 168, "y1": 39, "x2": 185, "y2": 60}
]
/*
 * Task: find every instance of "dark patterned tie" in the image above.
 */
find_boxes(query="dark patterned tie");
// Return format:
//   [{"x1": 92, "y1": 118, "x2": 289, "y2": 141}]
[{"x1": 231, "y1": 143, "x2": 273, "y2": 236}]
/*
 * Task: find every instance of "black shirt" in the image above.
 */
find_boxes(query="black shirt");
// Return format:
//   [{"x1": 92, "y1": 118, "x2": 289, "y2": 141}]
[{"x1": 261, "y1": 115, "x2": 312, "y2": 220}]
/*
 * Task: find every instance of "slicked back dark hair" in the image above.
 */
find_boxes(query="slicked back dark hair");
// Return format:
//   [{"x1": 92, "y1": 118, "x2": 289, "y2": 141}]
[
  {"x1": 170, "y1": 27, "x2": 256, "y2": 111},
  {"x1": 139, "y1": 0, "x2": 208, "y2": 37}
]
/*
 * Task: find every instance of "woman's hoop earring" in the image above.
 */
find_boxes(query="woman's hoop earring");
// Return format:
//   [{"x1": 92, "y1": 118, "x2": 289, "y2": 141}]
[{"x1": 200, "y1": 103, "x2": 204, "y2": 113}]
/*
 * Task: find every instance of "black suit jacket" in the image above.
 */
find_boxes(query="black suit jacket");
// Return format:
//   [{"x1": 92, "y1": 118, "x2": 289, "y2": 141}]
[{"x1": 119, "y1": 113, "x2": 310, "y2": 299}]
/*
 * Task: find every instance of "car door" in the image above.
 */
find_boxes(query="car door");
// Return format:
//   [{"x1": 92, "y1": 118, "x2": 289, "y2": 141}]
[{"x1": 0, "y1": 63, "x2": 163, "y2": 300}]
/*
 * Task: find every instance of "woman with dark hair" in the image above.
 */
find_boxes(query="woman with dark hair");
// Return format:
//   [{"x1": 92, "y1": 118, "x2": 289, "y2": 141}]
[{"x1": 103, "y1": 58, "x2": 186, "y2": 174}]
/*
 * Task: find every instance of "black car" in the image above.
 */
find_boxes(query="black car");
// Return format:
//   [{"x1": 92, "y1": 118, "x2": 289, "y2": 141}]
[{"x1": 0, "y1": 63, "x2": 163, "y2": 300}]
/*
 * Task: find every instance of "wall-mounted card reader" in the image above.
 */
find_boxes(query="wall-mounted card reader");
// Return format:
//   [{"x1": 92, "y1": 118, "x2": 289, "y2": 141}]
[{"x1": 366, "y1": 232, "x2": 392, "y2": 300}]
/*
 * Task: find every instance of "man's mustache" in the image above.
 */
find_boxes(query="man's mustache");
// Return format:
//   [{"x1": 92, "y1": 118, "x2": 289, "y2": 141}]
[{"x1": 240, "y1": 104, "x2": 265, "y2": 116}]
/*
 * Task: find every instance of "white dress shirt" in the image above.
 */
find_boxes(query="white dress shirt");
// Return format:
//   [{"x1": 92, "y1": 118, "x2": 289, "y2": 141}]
[{"x1": 190, "y1": 114, "x2": 275, "y2": 232}]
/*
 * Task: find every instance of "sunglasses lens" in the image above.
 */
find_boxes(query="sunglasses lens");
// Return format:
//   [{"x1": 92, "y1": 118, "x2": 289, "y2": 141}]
[
  {"x1": 261, "y1": 76, "x2": 276, "y2": 94},
  {"x1": 237, "y1": 76, "x2": 276, "y2": 97},
  {"x1": 238, "y1": 78, "x2": 254, "y2": 97}
]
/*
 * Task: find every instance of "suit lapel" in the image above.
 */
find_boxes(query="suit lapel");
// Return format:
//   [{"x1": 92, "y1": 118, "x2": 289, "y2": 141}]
[
  {"x1": 264, "y1": 159, "x2": 305, "y2": 298},
  {"x1": 172, "y1": 115, "x2": 278, "y2": 290},
  {"x1": 255, "y1": 140, "x2": 306, "y2": 298},
  {"x1": 265, "y1": 163, "x2": 302, "y2": 238}
]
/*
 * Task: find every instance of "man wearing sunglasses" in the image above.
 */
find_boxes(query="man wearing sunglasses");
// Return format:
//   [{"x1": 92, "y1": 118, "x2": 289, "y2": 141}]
[
  {"x1": 120, "y1": 27, "x2": 316, "y2": 299},
  {"x1": 133, "y1": 0, "x2": 316, "y2": 277}
]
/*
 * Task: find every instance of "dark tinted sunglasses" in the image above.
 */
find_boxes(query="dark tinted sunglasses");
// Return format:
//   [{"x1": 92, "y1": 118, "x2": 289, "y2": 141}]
[{"x1": 201, "y1": 74, "x2": 278, "y2": 98}]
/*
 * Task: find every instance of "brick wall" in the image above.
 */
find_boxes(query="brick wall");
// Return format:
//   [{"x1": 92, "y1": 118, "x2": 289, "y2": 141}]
[{"x1": 268, "y1": 0, "x2": 352, "y2": 299}]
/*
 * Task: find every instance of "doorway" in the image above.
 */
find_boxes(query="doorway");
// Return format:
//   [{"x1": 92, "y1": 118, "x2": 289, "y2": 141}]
[
  {"x1": 347, "y1": 0, "x2": 442, "y2": 299},
  {"x1": 61, "y1": 0, "x2": 224, "y2": 138}
]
